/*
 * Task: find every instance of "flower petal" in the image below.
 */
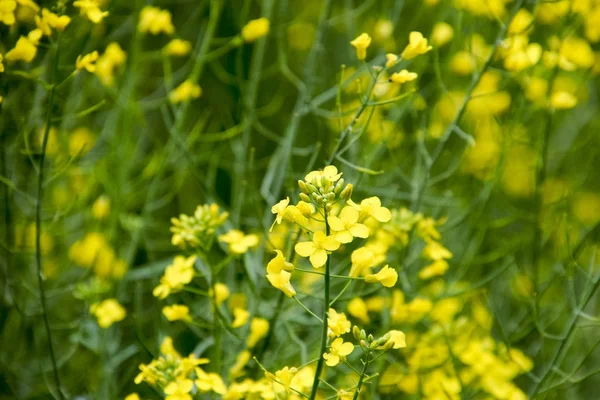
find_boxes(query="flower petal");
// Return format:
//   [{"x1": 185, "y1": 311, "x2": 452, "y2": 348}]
[
  {"x1": 340, "y1": 206, "x2": 359, "y2": 223},
  {"x1": 328, "y1": 216, "x2": 346, "y2": 232},
  {"x1": 310, "y1": 249, "x2": 328, "y2": 268},
  {"x1": 350, "y1": 223, "x2": 369, "y2": 238},
  {"x1": 295, "y1": 241, "x2": 314, "y2": 257},
  {"x1": 323, "y1": 235, "x2": 341, "y2": 251},
  {"x1": 335, "y1": 230, "x2": 353, "y2": 244},
  {"x1": 373, "y1": 207, "x2": 392, "y2": 222}
]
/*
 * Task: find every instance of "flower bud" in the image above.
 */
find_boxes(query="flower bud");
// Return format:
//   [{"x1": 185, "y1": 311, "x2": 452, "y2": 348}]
[
  {"x1": 307, "y1": 182, "x2": 318, "y2": 194},
  {"x1": 340, "y1": 183, "x2": 353, "y2": 200},
  {"x1": 298, "y1": 180, "x2": 309, "y2": 194},
  {"x1": 352, "y1": 325, "x2": 362, "y2": 341},
  {"x1": 360, "y1": 339, "x2": 368, "y2": 348},
  {"x1": 334, "y1": 178, "x2": 345, "y2": 195},
  {"x1": 367, "y1": 334, "x2": 374, "y2": 342},
  {"x1": 299, "y1": 193, "x2": 311, "y2": 203}
]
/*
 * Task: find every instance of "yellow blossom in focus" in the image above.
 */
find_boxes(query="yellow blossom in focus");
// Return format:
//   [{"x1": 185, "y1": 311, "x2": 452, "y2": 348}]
[
  {"x1": 365, "y1": 265, "x2": 398, "y2": 287},
  {"x1": 169, "y1": 79, "x2": 202, "y2": 104},
  {"x1": 232, "y1": 307, "x2": 250, "y2": 328},
  {"x1": 384, "y1": 330, "x2": 407, "y2": 349},
  {"x1": 401, "y1": 31, "x2": 432, "y2": 59},
  {"x1": 162, "y1": 304, "x2": 191, "y2": 322},
  {"x1": 328, "y1": 308, "x2": 351, "y2": 338},
  {"x1": 76, "y1": 51, "x2": 99, "y2": 73},
  {"x1": 266, "y1": 366, "x2": 298, "y2": 393},
  {"x1": 90, "y1": 298, "x2": 126, "y2": 328},
  {"x1": 213, "y1": 283, "x2": 230, "y2": 306},
  {"x1": 329, "y1": 206, "x2": 369, "y2": 243},
  {"x1": 138, "y1": 6, "x2": 174, "y2": 35},
  {"x1": 390, "y1": 69, "x2": 418, "y2": 84},
  {"x1": 295, "y1": 231, "x2": 340, "y2": 268},
  {"x1": 73, "y1": 0, "x2": 108, "y2": 24},
  {"x1": 164, "y1": 378, "x2": 194, "y2": 400},
  {"x1": 165, "y1": 38, "x2": 192, "y2": 56},
  {"x1": 219, "y1": 229, "x2": 259, "y2": 254},
  {"x1": 350, "y1": 33, "x2": 372, "y2": 61},
  {"x1": 323, "y1": 338, "x2": 354, "y2": 367},
  {"x1": 241, "y1": 18, "x2": 270, "y2": 42},
  {"x1": 271, "y1": 197, "x2": 290, "y2": 230}
]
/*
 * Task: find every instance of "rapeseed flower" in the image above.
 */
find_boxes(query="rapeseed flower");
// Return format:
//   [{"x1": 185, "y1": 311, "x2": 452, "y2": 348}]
[
  {"x1": 90, "y1": 298, "x2": 126, "y2": 328},
  {"x1": 169, "y1": 79, "x2": 202, "y2": 104},
  {"x1": 153, "y1": 255, "x2": 196, "y2": 299},
  {"x1": 365, "y1": 265, "x2": 398, "y2": 287},
  {"x1": 73, "y1": 0, "x2": 108, "y2": 24},
  {"x1": 295, "y1": 231, "x2": 340, "y2": 268},
  {"x1": 138, "y1": 6, "x2": 174, "y2": 35},
  {"x1": 390, "y1": 69, "x2": 418, "y2": 84},
  {"x1": 241, "y1": 18, "x2": 270, "y2": 42},
  {"x1": 165, "y1": 39, "x2": 192, "y2": 56},
  {"x1": 401, "y1": 31, "x2": 432, "y2": 59},
  {"x1": 76, "y1": 51, "x2": 99, "y2": 72},
  {"x1": 219, "y1": 229, "x2": 259, "y2": 254},
  {"x1": 328, "y1": 308, "x2": 351, "y2": 337},
  {"x1": 162, "y1": 304, "x2": 191, "y2": 322},
  {"x1": 323, "y1": 338, "x2": 354, "y2": 367},
  {"x1": 328, "y1": 206, "x2": 369, "y2": 243},
  {"x1": 350, "y1": 33, "x2": 371, "y2": 60},
  {"x1": 0, "y1": 0, "x2": 16, "y2": 26}
]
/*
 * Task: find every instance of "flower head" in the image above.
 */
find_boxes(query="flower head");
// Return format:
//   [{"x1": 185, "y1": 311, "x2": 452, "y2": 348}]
[
  {"x1": 328, "y1": 206, "x2": 369, "y2": 243},
  {"x1": 165, "y1": 39, "x2": 192, "y2": 56},
  {"x1": 76, "y1": 51, "x2": 99, "y2": 73},
  {"x1": 271, "y1": 197, "x2": 290, "y2": 230},
  {"x1": 328, "y1": 308, "x2": 351, "y2": 338},
  {"x1": 73, "y1": 0, "x2": 108, "y2": 24},
  {"x1": 390, "y1": 69, "x2": 418, "y2": 84},
  {"x1": 138, "y1": 6, "x2": 174, "y2": 35},
  {"x1": 0, "y1": 0, "x2": 16, "y2": 26},
  {"x1": 171, "y1": 203, "x2": 228, "y2": 249},
  {"x1": 241, "y1": 18, "x2": 270, "y2": 42},
  {"x1": 162, "y1": 304, "x2": 191, "y2": 322},
  {"x1": 350, "y1": 33, "x2": 372, "y2": 60},
  {"x1": 5, "y1": 34, "x2": 38, "y2": 62},
  {"x1": 219, "y1": 229, "x2": 259, "y2": 254},
  {"x1": 401, "y1": 31, "x2": 432, "y2": 59},
  {"x1": 169, "y1": 79, "x2": 202, "y2": 104},
  {"x1": 163, "y1": 378, "x2": 193, "y2": 400},
  {"x1": 90, "y1": 298, "x2": 126, "y2": 328},
  {"x1": 153, "y1": 255, "x2": 196, "y2": 299},
  {"x1": 348, "y1": 196, "x2": 392, "y2": 222},
  {"x1": 365, "y1": 265, "x2": 398, "y2": 287},
  {"x1": 266, "y1": 366, "x2": 298, "y2": 393},
  {"x1": 323, "y1": 338, "x2": 354, "y2": 367},
  {"x1": 295, "y1": 231, "x2": 340, "y2": 268},
  {"x1": 232, "y1": 307, "x2": 250, "y2": 328}
]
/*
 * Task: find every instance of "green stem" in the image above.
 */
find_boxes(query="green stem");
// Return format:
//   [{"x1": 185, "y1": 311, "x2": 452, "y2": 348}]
[
  {"x1": 309, "y1": 211, "x2": 331, "y2": 400},
  {"x1": 352, "y1": 352, "x2": 371, "y2": 400},
  {"x1": 36, "y1": 34, "x2": 64, "y2": 400},
  {"x1": 212, "y1": 299, "x2": 222, "y2": 373}
]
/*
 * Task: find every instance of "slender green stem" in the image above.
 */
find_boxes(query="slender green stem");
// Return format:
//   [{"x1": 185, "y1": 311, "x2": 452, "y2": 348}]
[
  {"x1": 352, "y1": 351, "x2": 371, "y2": 400},
  {"x1": 36, "y1": 34, "x2": 64, "y2": 400},
  {"x1": 293, "y1": 296, "x2": 323, "y2": 323},
  {"x1": 309, "y1": 211, "x2": 331, "y2": 400}
]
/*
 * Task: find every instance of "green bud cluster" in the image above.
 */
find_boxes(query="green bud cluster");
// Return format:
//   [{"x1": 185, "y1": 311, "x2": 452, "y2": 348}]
[{"x1": 297, "y1": 178, "x2": 353, "y2": 210}]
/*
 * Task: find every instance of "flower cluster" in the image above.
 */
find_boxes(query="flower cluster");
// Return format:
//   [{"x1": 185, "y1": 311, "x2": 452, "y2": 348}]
[{"x1": 170, "y1": 203, "x2": 229, "y2": 249}]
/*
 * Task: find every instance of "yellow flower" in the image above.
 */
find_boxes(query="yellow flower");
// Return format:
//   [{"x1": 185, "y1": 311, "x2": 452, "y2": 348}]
[
  {"x1": 365, "y1": 265, "x2": 398, "y2": 287},
  {"x1": 550, "y1": 91, "x2": 577, "y2": 109},
  {"x1": 348, "y1": 196, "x2": 392, "y2": 222},
  {"x1": 390, "y1": 69, "x2": 418, "y2": 84},
  {"x1": 171, "y1": 203, "x2": 229, "y2": 248},
  {"x1": 73, "y1": 0, "x2": 108, "y2": 24},
  {"x1": 323, "y1": 338, "x2": 354, "y2": 367},
  {"x1": 267, "y1": 250, "x2": 294, "y2": 274},
  {"x1": 347, "y1": 297, "x2": 369, "y2": 323},
  {"x1": 247, "y1": 317, "x2": 269, "y2": 348},
  {"x1": 124, "y1": 394, "x2": 140, "y2": 400},
  {"x1": 422, "y1": 240, "x2": 452, "y2": 260},
  {"x1": 152, "y1": 255, "x2": 196, "y2": 299},
  {"x1": 218, "y1": 229, "x2": 259, "y2": 254},
  {"x1": 328, "y1": 308, "x2": 351, "y2": 337},
  {"x1": 92, "y1": 196, "x2": 110, "y2": 219},
  {"x1": 0, "y1": 0, "x2": 16, "y2": 26},
  {"x1": 295, "y1": 231, "x2": 340, "y2": 268},
  {"x1": 76, "y1": 51, "x2": 99, "y2": 72},
  {"x1": 5, "y1": 35, "x2": 37, "y2": 62},
  {"x1": 213, "y1": 283, "x2": 230, "y2": 306},
  {"x1": 384, "y1": 330, "x2": 407, "y2": 349},
  {"x1": 35, "y1": 8, "x2": 70, "y2": 35},
  {"x1": 350, "y1": 33, "x2": 372, "y2": 60},
  {"x1": 95, "y1": 42, "x2": 127, "y2": 86},
  {"x1": 138, "y1": 6, "x2": 174, "y2": 35},
  {"x1": 241, "y1": 18, "x2": 270, "y2": 42},
  {"x1": 164, "y1": 378, "x2": 193, "y2": 400},
  {"x1": 232, "y1": 307, "x2": 250, "y2": 328},
  {"x1": 266, "y1": 366, "x2": 298, "y2": 393},
  {"x1": 195, "y1": 368, "x2": 227, "y2": 394},
  {"x1": 401, "y1": 31, "x2": 432, "y2": 59},
  {"x1": 419, "y1": 259, "x2": 449, "y2": 280},
  {"x1": 69, "y1": 126, "x2": 96, "y2": 155},
  {"x1": 349, "y1": 247, "x2": 375, "y2": 277},
  {"x1": 271, "y1": 197, "x2": 290, "y2": 230},
  {"x1": 385, "y1": 53, "x2": 398, "y2": 68},
  {"x1": 304, "y1": 165, "x2": 343, "y2": 185},
  {"x1": 90, "y1": 298, "x2": 126, "y2": 328},
  {"x1": 229, "y1": 350, "x2": 251, "y2": 378},
  {"x1": 169, "y1": 79, "x2": 202, "y2": 104},
  {"x1": 267, "y1": 269, "x2": 296, "y2": 297},
  {"x1": 162, "y1": 304, "x2": 191, "y2": 322},
  {"x1": 328, "y1": 207, "x2": 369, "y2": 244},
  {"x1": 0, "y1": 54, "x2": 4, "y2": 73},
  {"x1": 431, "y1": 22, "x2": 454, "y2": 47},
  {"x1": 337, "y1": 389, "x2": 355, "y2": 400},
  {"x1": 165, "y1": 39, "x2": 192, "y2": 56}
]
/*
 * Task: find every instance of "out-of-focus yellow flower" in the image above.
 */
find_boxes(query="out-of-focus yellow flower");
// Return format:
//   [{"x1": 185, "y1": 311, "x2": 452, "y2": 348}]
[
  {"x1": 241, "y1": 17, "x2": 270, "y2": 42},
  {"x1": 550, "y1": 91, "x2": 577, "y2": 109},
  {"x1": 0, "y1": 0, "x2": 16, "y2": 26},
  {"x1": 171, "y1": 203, "x2": 228, "y2": 248},
  {"x1": 559, "y1": 36, "x2": 595, "y2": 70},
  {"x1": 431, "y1": 22, "x2": 454, "y2": 47},
  {"x1": 138, "y1": 6, "x2": 174, "y2": 35},
  {"x1": 422, "y1": 240, "x2": 452, "y2": 261},
  {"x1": 419, "y1": 259, "x2": 449, "y2": 280},
  {"x1": 523, "y1": 76, "x2": 548, "y2": 104},
  {"x1": 349, "y1": 246, "x2": 375, "y2": 277},
  {"x1": 323, "y1": 338, "x2": 354, "y2": 367},
  {"x1": 162, "y1": 304, "x2": 191, "y2": 322},
  {"x1": 95, "y1": 42, "x2": 127, "y2": 86},
  {"x1": 287, "y1": 22, "x2": 315, "y2": 51},
  {"x1": 508, "y1": 9, "x2": 533, "y2": 35},
  {"x1": 295, "y1": 231, "x2": 340, "y2": 268},
  {"x1": 69, "y1": 126, "x2": 96, "y2": 155},
  {"x1": 195, "y1": 368, "x2": 227, "y2": 394},
  {"x1": 347, "y1": 297, "x2": 369, "y2": 323},
  {"x1": 92, "y1": 195, "x2": 110, "y2": 219},
  {"x1": 365, "y1": 265, "x2": 398, "y2": 287},
  {"x1": 266, "y1": 366, "x2": 298, "y2": 393},
  {"x1": 350, "y1": 33, "x2": 372, "y2": 61},
  {"x1": 232, "y1": 307, "x2": 250, "y2": 328},
  {"x1": 5, "y1": 33, "x2": 39, "y2": 62},
  {"x1": 385, "y1": 53, "x2": 398, "y2": 68},
  {"x1": 247, "y1": 317, "x2": 269, "y2": 348},
  {"x1": 390, "y1": 69, "x2": 418, "y2": 84},
  {"x1": 219, "y1": 229, "x2": 259, "y2": 254},
  {"x1": 450, "y1": 51, "x2": 475, "y2": 75},
  {"x1": 401, "y1": 31, "x2": 432, "y2": 59},
  {"x1": 212, "y1": 283, "x2": 230, "y2": 306},
  {"x1": 36, "y1": 8, "x2": 70, "y2": 35},
  {"x1": 76, "y1": 51, "x2": 99, "y2": 72},
  {"x1": 328, "y1": 308, "x2": 351, "y2": 338},
  {"x1": 572, "y1": 192, "x2": 600, "y2": 225},
  {"x1": 0, "y1": 54, "x2": 4, "y2": 73},
  {"x1": 165, "y1": 38, "x2": 192, "y2": 56},
  {"x1": 124, "y1": 394, "x2": 140, "y2": 400},
  {"x1": 164, "y1": 378, "x2": 193, "y2": 400},
  {"x1": 73, "y1": 0, "x2": 108, "y2": 24},
  {"x1": 90, "y1": 298, "x2": 126, "y2": 328},
  {"x1": 153, "y1": 255, "x2": 196, "y2": 299},
  {"x1": 373, "y1": 19, "x2": 393, "y2": 42},
  {"x1": 169, "y1": 79, "x2": 202, "y2": 104}
]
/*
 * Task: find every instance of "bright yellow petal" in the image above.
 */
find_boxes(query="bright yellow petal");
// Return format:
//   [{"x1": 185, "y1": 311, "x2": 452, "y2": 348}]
[
  {"x1": 335, "y1": 230, "x2": 353, "y2": 244},
  {"x1": 373, "y1": 207, "x2": 392, "y2": 222},
  {"x1": 350, "y1": 224, "x2": 369, "y2": 238},
  {"x1": 339, "y1": 342, "x2": 354, "y2": 356},
  {"x1": 310, "y1": 249, "x2": 328, "y2": 268},
  {"x1": 328, "y1": 216, "x2": 346, "y2": 232},
  {"x1": 295, "y1": 242, "x2": 314, "y2": 257},
  {"x1": 340, "y1": 206, "x2": 359, "y2": 223},
  {"x1": 323, "y1": 235, "x2": 341, "y2": 251}
]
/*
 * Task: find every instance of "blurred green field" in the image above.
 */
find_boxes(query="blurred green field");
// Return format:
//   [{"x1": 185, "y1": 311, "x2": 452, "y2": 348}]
[{"x1": 2, "y1": 0, "x2": 600, "y2": 399}]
